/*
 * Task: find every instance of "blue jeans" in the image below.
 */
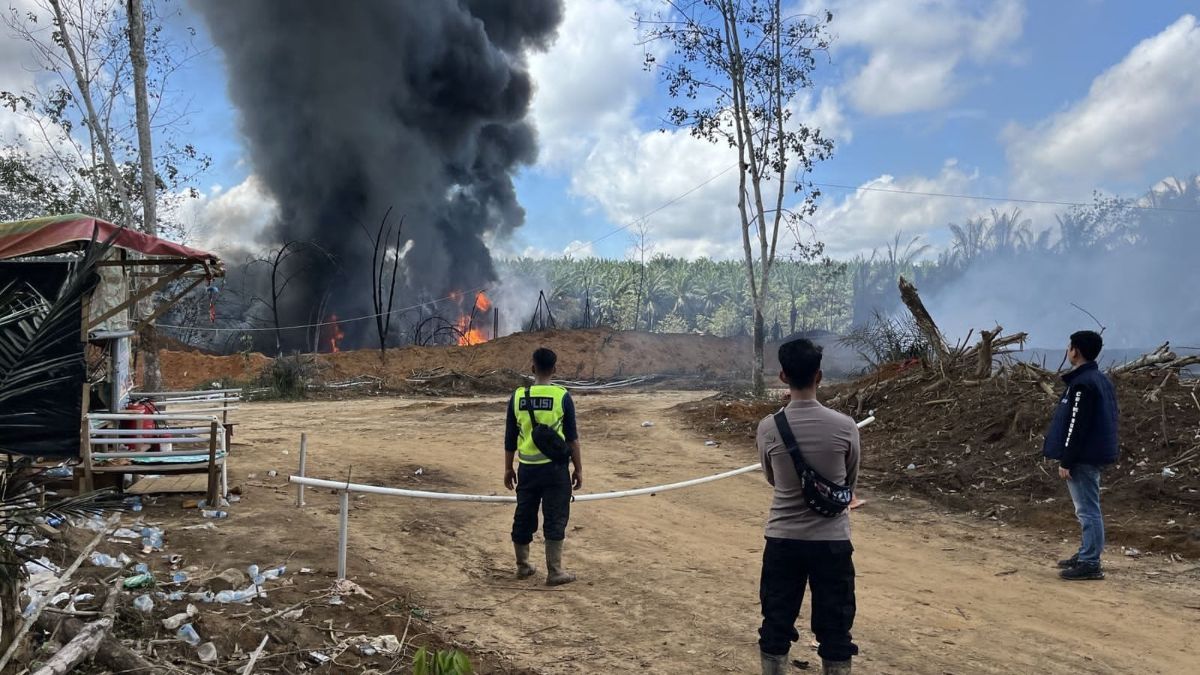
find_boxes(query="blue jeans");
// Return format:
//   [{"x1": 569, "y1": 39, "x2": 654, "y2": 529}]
[{"x1": 1066, "y1": 464, "x2": 1104, "y2": 564}]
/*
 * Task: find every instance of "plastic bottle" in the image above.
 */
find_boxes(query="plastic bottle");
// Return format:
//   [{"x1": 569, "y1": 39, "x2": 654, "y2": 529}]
[
  {"x1": 172, "y1": 571, "x2": 190, "y2": 584},
  {"x1": 200, "y1": 510, "x2": 228, "y2": 519},
  {"x1": 133, "y1": 594, "x2": 154, "y2": 614},
  {"x1": 90, "y1": 552, "x2": 120, "y2": 568},
  {"x1": 134, "y1": 563, "x2": 150, "y2": 575},
  {"x1": 122, "y1": 573, "x2": 155, "y2": 589},
  {"x1": 141, "y1": 527, "x2": 164, "y2": 550},
  {"x1": 176, "y1": 623, "x2": 201, "y2": 646},
  {"x1": 261, "y1": 565, "x2": 286, "y2": 581}
]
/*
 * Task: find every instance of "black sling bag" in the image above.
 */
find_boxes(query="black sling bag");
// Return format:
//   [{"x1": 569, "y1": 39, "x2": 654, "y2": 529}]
[
  {"x1": 772, "y1": 411, "x2": 853, "y2": 517},
  {"x1": 524, "y1": 387, "x2": 572, "y2": 464}
]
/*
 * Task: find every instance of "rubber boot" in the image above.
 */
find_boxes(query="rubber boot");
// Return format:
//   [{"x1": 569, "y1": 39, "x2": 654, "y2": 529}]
[
  {"x1": 760, "y1": 651, "x2": 788, "y2": 675},
  {"x1": 544, "y1": 539, "x2": 576, "y2": 586},
  {"x1": 822, "y1": 659, "x2": 851, "y2": 675},
  {"x1": 514, "y1": 543, "x2": 537, "y2": 579}
]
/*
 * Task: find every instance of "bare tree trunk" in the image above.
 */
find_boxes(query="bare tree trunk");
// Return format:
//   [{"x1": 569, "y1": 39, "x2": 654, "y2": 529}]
[
  {"x1": 976, "y1": 326, "x2": 1001, "y2": 379},
  {"x1": 898, "y1": 276, "x2": 950, "y2": 364},
  {"x1": 127, "y1": 0, "x2": 162, "y2": 390},
  {"x1": 48, "y1": 0, "x2": 134, "y2": 226}
]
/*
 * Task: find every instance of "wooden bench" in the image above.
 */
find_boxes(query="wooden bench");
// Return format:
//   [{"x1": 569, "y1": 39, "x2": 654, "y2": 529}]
[
  {"x1": 84, "y1": 412, "x2": 228, "y2": 503},
  {"x1": 129, "y1": 388, "x2": 242, "y2": 441}
]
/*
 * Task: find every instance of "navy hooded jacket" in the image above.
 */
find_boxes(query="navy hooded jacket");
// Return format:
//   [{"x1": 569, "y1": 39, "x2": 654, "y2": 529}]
[{"x1": 1042, "y1": 361, "x2": 1120, "y2": 469}]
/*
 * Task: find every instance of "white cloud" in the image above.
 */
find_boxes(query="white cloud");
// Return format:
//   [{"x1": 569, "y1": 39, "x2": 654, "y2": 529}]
[
  {"x1": 516, "y1": 239, "x2": 596, "y2": 260},
  {"x1": 176, "y1": 175, "x2": 279, "y2": 252},
  {"x1": 1004, "y1": 14, "x2": 1200, "y2": 198},
  {"x1": 826, "y1": 0, "x2": 1026, "y2": 115},
  {"x1": 811, "y1": 159, "x2": 986, "y2": 257},
  {"x1": 524, "y1": 0, "x2": 851, "y2": 260},
  {"x1": 527, "y1": 0, "x2": 653, "y2": 167}
]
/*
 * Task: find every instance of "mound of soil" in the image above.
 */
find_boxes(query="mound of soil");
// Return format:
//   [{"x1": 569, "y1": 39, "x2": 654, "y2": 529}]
[
  {"x1": 160, "y1": 329, "x2": 755, "y2": 390},
  {"x1": 677, "y1": 367, "x2": 1200, "y2": 556}
]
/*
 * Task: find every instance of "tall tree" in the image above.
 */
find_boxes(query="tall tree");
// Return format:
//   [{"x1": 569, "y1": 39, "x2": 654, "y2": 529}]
[
  {"x1": 640, "y1": 0, "x2": 835, "y2": 394},
  {"x1": 127, "y1": 0, "x2": 163, "y2": 389}
]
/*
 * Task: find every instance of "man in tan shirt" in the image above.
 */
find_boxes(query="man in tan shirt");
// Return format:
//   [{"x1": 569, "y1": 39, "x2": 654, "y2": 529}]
[{"x1": 755, "y1": 338, "x2": 860, "y2": 675}]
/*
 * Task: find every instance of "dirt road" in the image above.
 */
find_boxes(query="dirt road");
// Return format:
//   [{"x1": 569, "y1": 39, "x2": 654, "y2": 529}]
[{"x1": 226, "y1": 391, "x2": 1199, "y2": 674}]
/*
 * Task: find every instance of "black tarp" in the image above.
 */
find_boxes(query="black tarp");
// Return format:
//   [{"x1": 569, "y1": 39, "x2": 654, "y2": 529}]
[{"x1": 0, "y1": 261, "x2": 87, "y2": 457}]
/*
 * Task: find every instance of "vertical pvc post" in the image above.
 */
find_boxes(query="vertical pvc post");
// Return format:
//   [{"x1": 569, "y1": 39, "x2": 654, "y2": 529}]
[
  {"x1": 296, "y1": 433, "x2": 308, "y2": 507},
  {"x1": 337, "y1": 490, "x2": 349, "y2": 580}
]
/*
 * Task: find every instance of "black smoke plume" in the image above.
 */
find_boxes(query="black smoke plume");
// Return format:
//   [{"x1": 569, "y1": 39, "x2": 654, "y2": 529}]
[{"x1": 194, "y1": 0, "x2": 562, "y2": 350}]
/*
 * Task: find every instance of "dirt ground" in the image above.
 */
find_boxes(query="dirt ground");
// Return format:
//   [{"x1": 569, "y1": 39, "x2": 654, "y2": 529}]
[{"x1": 210, "y1": 390, "x2": 1200, "y2": 674}]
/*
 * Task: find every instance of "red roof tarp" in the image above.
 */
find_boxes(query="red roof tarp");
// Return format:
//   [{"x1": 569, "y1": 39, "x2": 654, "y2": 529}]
[{"x1": 0, "y1": 214, "x2": 221, "y2": 264}]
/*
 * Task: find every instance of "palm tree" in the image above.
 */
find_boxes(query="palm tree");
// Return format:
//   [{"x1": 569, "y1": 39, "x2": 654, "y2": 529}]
[{"x1": 0, "y1": 233, "x2": 120, "y2": 654}]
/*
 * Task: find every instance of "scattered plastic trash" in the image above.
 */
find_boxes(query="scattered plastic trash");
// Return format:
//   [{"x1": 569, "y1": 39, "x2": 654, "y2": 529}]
[
  {"x1": 133, "y1": 594, "x2": 154, "y2": 614},
  {"x1": 1162, "y1": 467, "x2": 1178, "y2": 478},
  {"x1": 300, "y1": 567, "x2": 315, "y2": 574},
  {"x1": 176, "y1": 623, "x2": 202, "y2": 646},
  {"x1": 111, "y1": 528, "x2": 142, "y2": 540},
  {"x1": 44, "y1": 466, "x2": 73, "y2": 478},
  {"x1": 181, "y1": 522, "x2": 217, "y2": 531},
  {"x1": 308, "y1": 652, "x2": 331, "y2": 664},
  {"x1": 172, "y1": 571, "x2": 190, "y2": 584},
  {"x1": 332, "y1": 578, "x2": 373, "y2": 599},
  {"x1": 164, "y1": 591, "x2": 186, "y2": 602},
  {"x1": 200, "y1": 510, "x2": 228, "y2": 519},
  {"x1": 228, "y1": 494, "x2": 242, "y2": 503},
  {"x1": 197, "y1": 642, "x2": 218, "y2": 664},
  {"x1": 704, "y1": 440, "x2": 719, "y2": 447},
  {"x1": 906, "y1": 463, "x2": 917, "y2": 471},
  {"x1": 123, "y1": 573, "x2": 155, "y2": 589},
  {"x1": 45, "y1": 516, "x2": 65, "y2": 528},
  {"x1": 215, "y1": 588, "x2": 262, "y2": 604},
  {"x1": 142, "y1": 527, "x2": 164, "y2": 551},
  {"x1": 90, "y1": 553, "x2": 124, "y2": 569},
  {"x1": 641, "y1": 421, "x2": 654, "y2": 427},
  {"x1": 282, "y1": 608, "x2": 304, "y2": 620},
  {"x1": 267, "y1": 470, "x2": 278, "y2": 478},
  {"x1": 134, "y1": 563, "x2": 150, "y2": 575},
  {"x1": 187, "y1": 591, "x2": 216, "y2": 604},
  {"x1": 1124, "y1": 547, "x2": 1142, "y2": 557},
  {"x1": 414, "y1": 467, "x2": 424, "y2": 476}
]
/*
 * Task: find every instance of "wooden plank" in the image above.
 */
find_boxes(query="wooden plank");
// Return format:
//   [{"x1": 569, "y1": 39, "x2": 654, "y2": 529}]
[
  {"x1": 206, "y1": 421, "x2": 220, "y2": 505},
  {"x1": 91, "y1": 462, "x2": 217, "y2": 474},
  {"x1": 126, "y1": 474, "x2": 207, "y2": 495}
]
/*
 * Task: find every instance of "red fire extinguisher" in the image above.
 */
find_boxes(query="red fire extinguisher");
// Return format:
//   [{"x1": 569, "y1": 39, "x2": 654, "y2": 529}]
[{"x1": 120, "y1": 400, "x2": 162, "y2": 452}]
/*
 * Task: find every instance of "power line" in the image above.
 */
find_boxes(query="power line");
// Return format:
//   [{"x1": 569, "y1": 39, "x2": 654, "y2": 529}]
[
  {"x1": 561, "y1": 162, "x2": 738, "y2": 255},
  {"x1": 808, "y1": 181, "x2": 1200, "y2": 213}
]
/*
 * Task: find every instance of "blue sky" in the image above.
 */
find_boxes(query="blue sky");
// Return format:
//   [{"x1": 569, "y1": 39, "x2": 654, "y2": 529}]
[{"x1": 149, "y1": 1, "x2": 1200, "y2": 259}]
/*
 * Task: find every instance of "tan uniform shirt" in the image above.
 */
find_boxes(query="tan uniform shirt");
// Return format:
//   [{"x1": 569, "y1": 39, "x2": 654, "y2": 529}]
[{"x1": 756, "y1": 399, "x2": 860, "y2": 541}]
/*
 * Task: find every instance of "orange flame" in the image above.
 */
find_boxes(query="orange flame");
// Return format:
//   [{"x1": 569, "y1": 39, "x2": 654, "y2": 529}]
[
  {"x1": 328, "y1": 314, "x2": 345, "y2": 353},
  {"x1": 450, "y1": 290, "x2": 492, "y2": 346}
]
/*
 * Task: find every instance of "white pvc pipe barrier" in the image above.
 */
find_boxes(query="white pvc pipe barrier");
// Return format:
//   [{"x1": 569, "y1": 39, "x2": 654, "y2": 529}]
[{"x1": 297, "y1": 415, "x2": 874, "y2": 579}]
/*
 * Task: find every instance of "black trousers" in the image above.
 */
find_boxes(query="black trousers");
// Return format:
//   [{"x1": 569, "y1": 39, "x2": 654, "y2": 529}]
[
  {"x1": 511, "y1": 462, "x2": 571, "y2": 544},
  {"x1": 759, "y1": 537, "x2": 858, "y2": 661}
]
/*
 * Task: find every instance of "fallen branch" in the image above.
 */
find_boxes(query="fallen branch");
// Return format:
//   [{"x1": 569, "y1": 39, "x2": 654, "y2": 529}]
[
  {"x1": 30, "y1": 580, "x2": 120, "y2": 675},
  {"x1": 243, "y1": 634, "x2": 270, "y2": 675},
  {"x1": 1112, "y1": 349, "x2": 1178, "y2": 375},
  {"x1": 0, "y1": 516, "x2": 116, "y2": 671}
]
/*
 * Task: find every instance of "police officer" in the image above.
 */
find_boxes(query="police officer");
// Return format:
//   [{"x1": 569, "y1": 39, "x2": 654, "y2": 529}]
[{"x1": 504, "y1": 347, "x2": 583, "y2": 585}]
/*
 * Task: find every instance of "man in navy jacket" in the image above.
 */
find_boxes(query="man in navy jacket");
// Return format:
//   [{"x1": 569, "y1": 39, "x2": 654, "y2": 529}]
[{"x1": 1042, "y1": 330, "x2": 1120, "y2": 580}]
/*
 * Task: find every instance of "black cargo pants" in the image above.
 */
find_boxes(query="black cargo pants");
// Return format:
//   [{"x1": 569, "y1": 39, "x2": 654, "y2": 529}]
[
  {"x1": 759, "y1": 537, "x2": 858, "y2": 661},
  {"x1": 511, "y1": 461, "x2": 572, "y2": 544}
]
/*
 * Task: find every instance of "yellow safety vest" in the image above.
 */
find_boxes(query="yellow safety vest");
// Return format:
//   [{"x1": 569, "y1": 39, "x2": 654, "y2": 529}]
[{"x1": 513, "y1": 385, "x2": 568, "y2": 465}]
